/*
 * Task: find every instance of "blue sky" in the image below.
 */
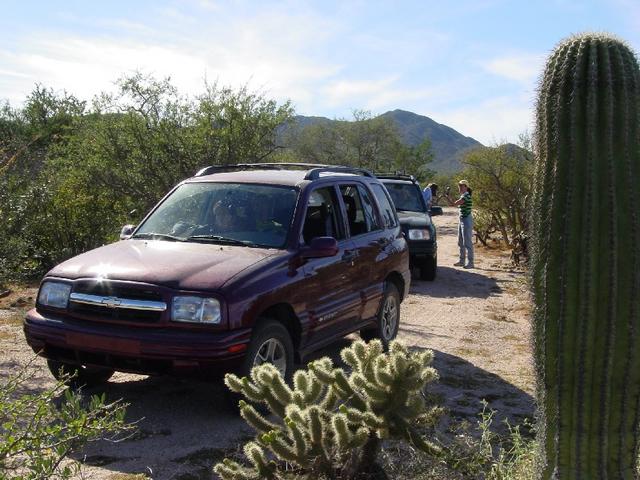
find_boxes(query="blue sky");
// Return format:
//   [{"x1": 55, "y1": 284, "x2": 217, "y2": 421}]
[{"x1": 1, "y1": 0, "x2": 638, "y2": 144}]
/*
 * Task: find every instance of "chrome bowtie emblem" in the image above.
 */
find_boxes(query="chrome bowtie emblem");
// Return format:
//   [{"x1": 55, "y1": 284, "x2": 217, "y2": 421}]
[{"x1": 101, "y1": 297, "x2": 122, "y2": 308}]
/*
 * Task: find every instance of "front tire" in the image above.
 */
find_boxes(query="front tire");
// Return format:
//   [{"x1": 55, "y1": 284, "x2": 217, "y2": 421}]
[
  {"x1": 361, "y1": 282, "x2": 401, "y2": 349},
  {"x1": 47, "y1": 360, "x2": 115, "y2": 388},
  {"x1": 225, "y1": 319, "x2": 294, "y2": 412}
]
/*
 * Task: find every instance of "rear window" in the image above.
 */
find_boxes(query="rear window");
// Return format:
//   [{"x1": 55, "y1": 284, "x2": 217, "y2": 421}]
[
  {"x1": 383, "y1": 182, "x2": 426, "y2": 213},
  {"x1": 370, "y1": 184, "x2": 398, "y2": 228}
]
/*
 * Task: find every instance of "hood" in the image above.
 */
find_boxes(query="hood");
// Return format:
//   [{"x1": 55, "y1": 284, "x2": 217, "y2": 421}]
[
  {"x1": 47, "y1": 240, "x2": 281, "y2": 291},
  {"x1": 396, "y1": 210, "x2": 431, "y2": 228}
]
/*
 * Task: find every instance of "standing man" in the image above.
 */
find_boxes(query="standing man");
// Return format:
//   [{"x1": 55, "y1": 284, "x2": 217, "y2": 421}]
[
  {"x1": 422, "y1": 183, "x2": 433, "y2": 210},
  {"x1": 447, "y1": 180, "x2": 474, "y2": 269}
]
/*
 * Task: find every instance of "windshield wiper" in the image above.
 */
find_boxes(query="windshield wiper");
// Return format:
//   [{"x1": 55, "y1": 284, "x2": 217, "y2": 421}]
[
  {"x1": 132, "y1": 232, "x2": 185, "y2": 242},
  {"x1": 186, "y1": 235, "x2": 255, "y2": 246}
]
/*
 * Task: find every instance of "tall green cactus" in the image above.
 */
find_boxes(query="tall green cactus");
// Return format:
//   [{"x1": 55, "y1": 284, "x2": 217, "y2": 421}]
[{"x1": 531, "y1": 33, "x2": 640, "y2": 478}]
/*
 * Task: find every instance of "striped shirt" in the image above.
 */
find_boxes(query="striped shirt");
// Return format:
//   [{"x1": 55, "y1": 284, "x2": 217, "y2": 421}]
[{"x1": 458, "y1": 191, "x2": 472, "y2": 218}]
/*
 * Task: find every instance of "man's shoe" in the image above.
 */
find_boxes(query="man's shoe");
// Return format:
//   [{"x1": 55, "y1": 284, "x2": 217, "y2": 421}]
[
  {"x1": 464, "y1": 263, "x2": 475, "y2": 269},
  {"x1": 453, "y1": 261, "x2": 465, "y2": 267}
]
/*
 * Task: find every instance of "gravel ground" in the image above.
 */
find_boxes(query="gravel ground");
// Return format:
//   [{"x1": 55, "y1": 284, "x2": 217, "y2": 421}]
[{"x1": 0, "y1": 207, "x2": 535, "y2": 479}]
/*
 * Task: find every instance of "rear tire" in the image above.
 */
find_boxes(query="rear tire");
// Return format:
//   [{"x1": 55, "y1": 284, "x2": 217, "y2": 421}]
[
  {"x1": 420, "y1": 254, "x2": 437, "y2": 281},
  {"x1": 47, "y1": 360, "x2": 115, "y2": 388},
  {"x1": 360, "y1": 282, "x2": 400, "y2": 350}
]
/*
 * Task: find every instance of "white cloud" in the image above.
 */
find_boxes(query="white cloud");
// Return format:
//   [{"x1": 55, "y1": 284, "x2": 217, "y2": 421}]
[
  {"x1": 323, "y1": 77, "x2": 398, "y2": 107},
  {"x1": 484, "y1": 53, "x2": 545, "y2": 85},
  {"x1": 0, "y1": 8, "x2": 344, "y2": 110},
  {"x1": 0, "y1": 5, "x2": 541, "y2": 145},
  {"x1": 0, "y1": 36, "x2": 209, "y2": 104},
  {"x1": 433, "y1": 94, "x2": 535, "y2": 145}
]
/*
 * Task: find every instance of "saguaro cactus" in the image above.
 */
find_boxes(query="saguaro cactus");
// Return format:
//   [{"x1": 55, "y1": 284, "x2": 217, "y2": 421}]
[{"x1": 531, "y1": 33, "x2": 640, "y2": 478}]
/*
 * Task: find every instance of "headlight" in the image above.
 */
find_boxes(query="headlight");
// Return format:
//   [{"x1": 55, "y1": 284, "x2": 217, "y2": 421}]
[
  {"x1": 171, "y1": 296, "x2": 221, "y2": 324},
  {"x1": 408, "y1": 229, "x2": 431, "y2": 240},
  {"x1": 38, "y1": 281, "x2": 72, "y2": 308}
]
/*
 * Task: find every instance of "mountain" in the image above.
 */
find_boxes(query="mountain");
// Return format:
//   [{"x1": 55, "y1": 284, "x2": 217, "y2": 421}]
[
  {"x1": 286, "y1": 109, "x2": 483, "y2": 173},
  {"x1": 380, "y1": 110, "x2": 483, "y2": 172}
]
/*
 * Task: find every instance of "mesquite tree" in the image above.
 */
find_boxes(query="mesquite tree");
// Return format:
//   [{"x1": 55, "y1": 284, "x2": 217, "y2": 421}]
[
  {"x1": 530, "y1": 33, "x2": 640, "y2": 479},
  {"x1": 214, "y1": 340, "x2": 440, "y2": 480}
]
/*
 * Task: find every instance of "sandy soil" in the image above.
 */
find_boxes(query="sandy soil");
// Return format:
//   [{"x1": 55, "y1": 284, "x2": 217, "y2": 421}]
[{"x1": 0, "y1": 207, "x2": 535, "y2": 480}]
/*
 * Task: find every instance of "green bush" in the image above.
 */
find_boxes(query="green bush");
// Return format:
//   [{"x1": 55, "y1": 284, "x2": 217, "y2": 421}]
[
  {"x1": 0, "y1": 361, "x2": 133, "y2": 479},
  {"x1": 0, "y1": 75, "x2": 294, "y2": 284},
  {"x1": 214, "y1": 340, "x2": 440, "y2": 480}
]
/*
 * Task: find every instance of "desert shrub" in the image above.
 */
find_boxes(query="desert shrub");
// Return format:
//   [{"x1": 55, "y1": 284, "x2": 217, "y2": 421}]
[
  {"x1": 0, "y1": 75, "x2": 294, "y2": 284},
  {"x1": 0, "y1": 361, "x2": 133, "y2": 479},
  {"x1": 442, "y1": 405, "x2": 535, "y2": 480},
  {"x1": 380, "y1": 402, "x2": 536, "y2": 480},
  {"x1": 460, "y1": 141, "x2": 534, "y2": 261},
  {"x1": 214, "y1": 340, "x2": 440, "y2": 480}
]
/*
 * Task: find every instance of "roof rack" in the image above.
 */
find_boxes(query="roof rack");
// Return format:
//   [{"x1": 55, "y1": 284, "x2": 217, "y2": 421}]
[
  {"x1": 195, "y1": 164, "x2": 281, "y2": 177},
  {"x1": 195, "y1": 163, "x2": 374, "y2": 180},
  {"x1": 375, "y1": 172, "x2": 417, "y2": 182},
  {"x1": 303, "y1": 166, "x2": 374, "y2": 180}
]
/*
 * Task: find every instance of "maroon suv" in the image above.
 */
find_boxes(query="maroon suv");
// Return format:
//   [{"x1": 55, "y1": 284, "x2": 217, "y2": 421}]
[{"x1": 24, "y1": 164, "x2": 410, "y2": 386}]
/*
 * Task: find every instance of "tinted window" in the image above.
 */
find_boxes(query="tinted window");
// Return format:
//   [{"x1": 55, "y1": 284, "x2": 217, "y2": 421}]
[
  {"x1": 302, "y1": 187, "x2": 344, "y2": 243},
  {"x1": 370, "y1": 184, "x2": 398, "y2": 228},
  {"x1": 339, "y1": 184, "x2": 376, "y2": 236},
  {"x1": 135, "y1": 182, "x2": 297, "y2": 248},
  {"x1": 357, "y1": 185, "x2": 380, "y2": 231},
  {"x1": 384, "y1": 182, "x2": 426, "y2": 213}
]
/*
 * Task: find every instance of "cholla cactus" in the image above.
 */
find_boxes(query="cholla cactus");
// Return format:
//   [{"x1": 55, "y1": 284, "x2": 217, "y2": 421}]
[{"x1": 214, "y1": 340, "x2": 440, "y2": 480}]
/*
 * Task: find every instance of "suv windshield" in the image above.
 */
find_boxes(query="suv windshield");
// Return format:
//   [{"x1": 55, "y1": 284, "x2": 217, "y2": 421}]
[
  {"x1": 383, "y1": 183, "x2": 427, "y2": 213},
  {"x1": 134, "y1": 182, "x2": 298, "y2": 248}
]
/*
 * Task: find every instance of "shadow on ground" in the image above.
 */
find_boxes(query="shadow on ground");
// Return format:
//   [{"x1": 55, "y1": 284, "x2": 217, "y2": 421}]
[
  {"x1": 70, "y1": 338, "x2": 357, "y2": 480},
  {"x1": 66, "y1": 339, "x2": 534, "y2": 479},
  {"x1": 411, "y1": 266, "x2": 503, "y2": 299},
  {"x1": 427, "y1": 348, "x2": 535, "y2": 432}
]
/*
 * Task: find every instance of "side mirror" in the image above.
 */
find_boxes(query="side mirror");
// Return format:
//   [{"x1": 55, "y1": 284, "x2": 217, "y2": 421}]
[
  {"x1": 120, "y1": 224, "x2": 136, "y2": 240},
  {"x1": 301, "y1": 237, "x2": 339, "y2": 258},
  {"x1": 430, "y1": 206, "x2": 443, "y2": 216}
]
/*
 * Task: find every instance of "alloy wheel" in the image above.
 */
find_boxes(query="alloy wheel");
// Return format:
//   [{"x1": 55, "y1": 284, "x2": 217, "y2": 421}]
[
  {"x1": 253, "y1": 338, "x2": 287, "y2": 377},
  {"x1": 381, "y1": 296, "x2": 398, "y2": 340}
]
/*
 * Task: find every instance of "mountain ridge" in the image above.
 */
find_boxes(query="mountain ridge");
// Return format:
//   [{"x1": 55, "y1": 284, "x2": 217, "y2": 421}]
[{"x1": 291, "y1": 109, "x2": 483, "y2": 172}]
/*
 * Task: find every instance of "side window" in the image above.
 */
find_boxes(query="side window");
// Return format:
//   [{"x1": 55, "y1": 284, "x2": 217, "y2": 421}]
[
  {"x1": 357, "y1": 185, "x2": 381, "y2": 232},
  {"x1": 339, "y1": 184, "x2": 376, "y2": 237},
  {"x1": 370, "y1": 184, "x2": 398, "y2": 229},
  {"x1": 302, "y1": 187, "x2": 344, "y2": 244}
]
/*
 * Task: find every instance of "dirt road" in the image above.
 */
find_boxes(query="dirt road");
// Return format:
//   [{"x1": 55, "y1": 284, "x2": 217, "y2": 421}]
[{"x1": 0, "y1": 207, "x2": 534, "y2": 479}]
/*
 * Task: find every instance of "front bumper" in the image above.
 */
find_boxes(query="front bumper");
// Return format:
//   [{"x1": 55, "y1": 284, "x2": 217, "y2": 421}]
[
  {"x1": 24, "y1": 309, "x2": 251, "y2": 375},
  {"x1": 408, "y1": 240, "x2": 437, "y2": 265}
]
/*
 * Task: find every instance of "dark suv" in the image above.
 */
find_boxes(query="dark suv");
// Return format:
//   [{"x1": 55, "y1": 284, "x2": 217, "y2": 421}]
[
  {"x1": 24, "y1": 164, "x2": 410, "y2": 386},
  {"x1": 378, "y1": 175, "x2": 439, "y2": 281}
]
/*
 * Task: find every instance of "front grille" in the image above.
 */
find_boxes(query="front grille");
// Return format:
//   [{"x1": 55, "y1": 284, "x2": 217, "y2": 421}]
[
  {"x1": 74, "y1": 281, "x2": 163, "y2": 302},
  {"x1": 69, "y1": 281, "x2": 165, "y2": 324}
]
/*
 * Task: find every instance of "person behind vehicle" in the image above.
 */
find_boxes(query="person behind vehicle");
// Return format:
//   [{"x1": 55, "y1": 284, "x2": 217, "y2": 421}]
[
  {"x1": 447, "y1": 180, "x2": 474, "y2": 269},
  {"x1": 429, "y1": 183, "x2": 438, "y2": 205},
  {"x1": 422, "y1": 183, "x2": 433, "y2": 209}
]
